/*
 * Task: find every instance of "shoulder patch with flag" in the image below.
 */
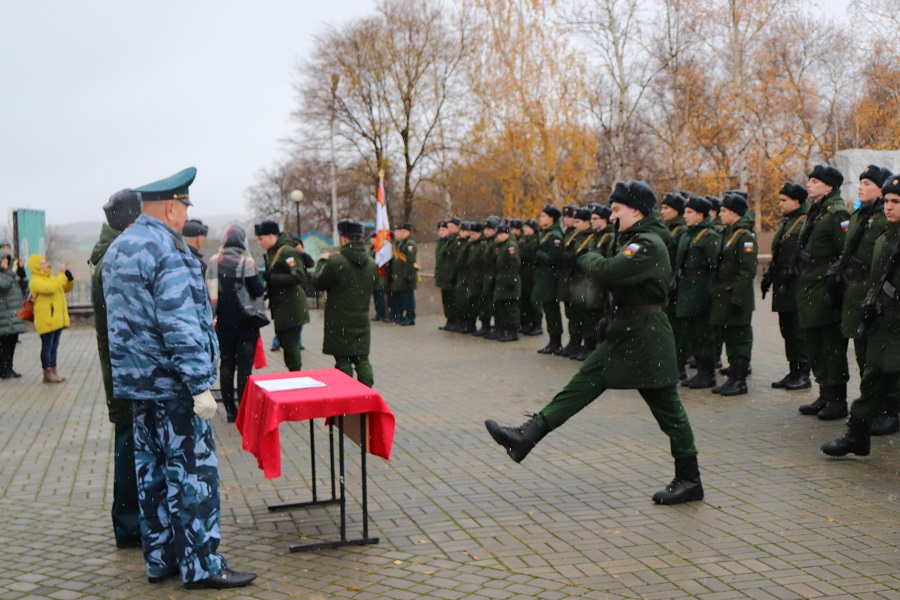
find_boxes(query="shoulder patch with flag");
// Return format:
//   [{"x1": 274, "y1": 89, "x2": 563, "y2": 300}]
[
  {"x1": 508, "y1": 246, "x2": 516, "y2": 254},
  {"x1": 743, "y1": 241, "x2": 754, "y2": 252},
  {"x1": 623, "y1": 243, "x2": 641, "y2": 258},
  {"x1": 407, "y1": 245, "x2": 413, "y2": 251},
  {"x1": 553, "y1": 238, "x2": 561, "y2": 246},
  {"x1": 286, "y1": 256, "x2": 296, "y2": 266},
  {"x1": 840, "y1": 220, "x2": 850, "y2": 231}
]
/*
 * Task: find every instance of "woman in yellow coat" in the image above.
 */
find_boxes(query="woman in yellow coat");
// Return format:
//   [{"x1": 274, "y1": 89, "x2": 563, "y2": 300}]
[{"x1": 28, "y1": 254, "x2": 74, "y2": 383}]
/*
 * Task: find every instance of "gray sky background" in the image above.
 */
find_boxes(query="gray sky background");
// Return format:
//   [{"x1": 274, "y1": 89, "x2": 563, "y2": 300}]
[{"x1": 1, "y1": 0, "x2": 852, "y2": 226}]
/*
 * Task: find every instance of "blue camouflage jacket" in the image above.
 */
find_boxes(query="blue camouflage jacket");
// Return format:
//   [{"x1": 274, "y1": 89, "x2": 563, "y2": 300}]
[{"x1": 103, "y1": 214, "x2": 219, "y2": 400}]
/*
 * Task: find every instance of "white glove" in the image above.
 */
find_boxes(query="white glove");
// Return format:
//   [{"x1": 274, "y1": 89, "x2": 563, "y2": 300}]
[{"x1": 193, "y1": 390, "x2": 218, "y2": 420}]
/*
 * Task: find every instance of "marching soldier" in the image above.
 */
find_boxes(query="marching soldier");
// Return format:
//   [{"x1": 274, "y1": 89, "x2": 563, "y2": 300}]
[
  {"x1": 518, "y1": 218, "x2": 543, "y2": 336},
  {"x1": 793, "y1": 165, "x2": 851, "y2": 420},
  {"x1": 492, "y1": 223, "x2": 521, "y2": 342},
  {"x1": 534, "y1": 206, "x2": 565, "y2": 354},
  {"x1": 829, "y1": 165, "x2": 898, "y2": 435},
  {"x1": 485, "y1": 181, "x2": 704, "y2": 506},
  {"x1": 762, "y1": 183, "x2": 811, "y2": 390},
  {"x1": 391, "y1": 223, "x2": 418, "y2": 326},
  {"x1": 821, "y1": 176, "x2": 900, "y2": 456},
  {"x1": 708, "y1": 191, "x2": 757, "y2": 395},
  {"x1": 676, "y1": 196, "x2": 721, "y2": 389}
]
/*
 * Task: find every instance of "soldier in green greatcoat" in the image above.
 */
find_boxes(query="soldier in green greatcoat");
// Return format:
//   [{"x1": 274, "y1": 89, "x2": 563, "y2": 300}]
[
  {"x1": 486, "y1": 181, "x2": 703, "y2": 506},
  {"x1": 562, "y1": 208, "x2": 597, "y2": 359},
  {"x1": 256, "y1": 220, "x2": 309, "y2": 371},
  {"x1": 579, "y1": 204, "x2": 615, "y2": 358},
  {"x1": 434, "y1": 220, "x2": 450, "y2": 326},
  {"x1": 706, "y1": 195, "x2": 726, "y2": 370},
  {"x1": 555, "y1": 206, "x2": 580, "y2": 355},
  {"x1": 762, "y1": 182, "x2": 810, "y2": 390},
  {"x1": 391, "y1": 223, "x2": 418, "y2": 325},
  {"x1": 492, "y1": 224, "x2": 522, "y2": 342},
  {"x1": 822, "y1": 177, "x2": 900, "y2": 457},
  {"x1": 476, "y1": 217, "x2": 501, "y2": 338},
  {"x1": 518, "y1": 219, "x2": 542, "y2": 336},
  {"x1": 534, "y1": 205, "x2": 565, "y2": 354},
  {"x1": 793, "y1": 165, "x2": 851, "y2": 420},
  {"x1": 660, "y1": 193, "x2": 689, "y2": 377},
  {"x1": 368, "y1": 233, "x2": 388, "y2": 322},
  {"x1": 462, "y1": 223, "x2": 485, "y2": 333},
  {"x1": 828, "y1": 165, "x2": 898, "y2": 435},
  {"x1": 311, "y1": 220, "x2": 377, "y2": 386},
  {"x1": 452, "y1": 222, "x2": 475, "y2": 333},
  {"x1": 676, "y1": 196, "x2": 721, "y2": 389},
  {"x1": 708, "y1": 192, "x2": 757, "y2": 396}
]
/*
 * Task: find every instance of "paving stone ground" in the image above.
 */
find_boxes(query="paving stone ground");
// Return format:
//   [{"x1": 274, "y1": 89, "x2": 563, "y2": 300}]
[{"x1": 0, "y1": 292, "x2": 898, "y2": 599}]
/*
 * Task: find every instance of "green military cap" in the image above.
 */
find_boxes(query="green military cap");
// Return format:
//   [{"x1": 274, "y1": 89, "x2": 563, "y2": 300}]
[
  {"x1": 484, "y1": 215, "x2": 502, "y2": 229},
  {"x1": 132, "y1": 166, "x2": 196, "y2": 205}
]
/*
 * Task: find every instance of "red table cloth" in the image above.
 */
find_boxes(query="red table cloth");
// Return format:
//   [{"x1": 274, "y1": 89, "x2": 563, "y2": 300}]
[{"x1": 236, "y1": 369, "x2": 395, "y2": 478}]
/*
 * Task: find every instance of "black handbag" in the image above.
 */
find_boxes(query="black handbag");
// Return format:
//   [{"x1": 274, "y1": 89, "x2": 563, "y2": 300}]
[{"x1": 235, "y1": 258, "x2": 270, "y2": 329}]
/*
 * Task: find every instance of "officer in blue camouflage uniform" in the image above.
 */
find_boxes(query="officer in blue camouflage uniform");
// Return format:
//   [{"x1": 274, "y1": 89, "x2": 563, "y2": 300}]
[{"x1": 103, "y1": 167, "x2": 255, "y2": 590}]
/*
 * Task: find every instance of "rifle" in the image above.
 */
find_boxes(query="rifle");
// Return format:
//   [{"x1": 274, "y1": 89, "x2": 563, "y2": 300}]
[
  {"x1": 826, "y1": 203, "x2": 875, "y2": 307},
  {"x1": 857, "y1": 243, "x2": 900, "y2": 338},
  {"x1": 779, "y1": 201, "x2": 824, "y2": 296}
]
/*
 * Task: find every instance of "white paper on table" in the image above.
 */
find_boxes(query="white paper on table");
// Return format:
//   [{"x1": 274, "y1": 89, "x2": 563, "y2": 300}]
[{"x1": 256, "y1": 377, "x2": 327, "y2": 392}]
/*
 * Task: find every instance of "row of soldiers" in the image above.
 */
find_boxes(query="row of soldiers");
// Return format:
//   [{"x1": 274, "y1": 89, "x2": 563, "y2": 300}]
[{"x1": 435, "y1": 160, "x2": 900, "y2": 456}]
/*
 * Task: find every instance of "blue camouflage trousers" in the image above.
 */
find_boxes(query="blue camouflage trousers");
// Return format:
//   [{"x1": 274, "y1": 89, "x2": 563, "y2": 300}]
[{"x1": 133, "y1": 398, "x2": 225, "y2": 582}]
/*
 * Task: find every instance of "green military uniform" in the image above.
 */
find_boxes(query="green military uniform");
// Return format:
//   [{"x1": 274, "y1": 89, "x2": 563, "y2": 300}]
[
  {"x1": 479, "y1": 226, "x2": 499, "y2": 334},
  {"x1": 311, "y1": 238, "x2": 377, "y2": 386},
  {"x1": 709, "y1": 212, "x2": 757, "y2": 390},
  {"x1": 462, "y1": 230, "x2": 486, "y2": 331},
  {"x1": 768, "y1": 201, "x2": 810, "y2": 379},
  {"x1": 518, "y1": 230, "x2": 542, "y2": 334},
  {"x1": 821, "y1": 216, "x2": 900, "y2": 456},
  {"x1": 533, "y1": 220, "x2": 565, "y2": 349},
  {"x1": 391, "y1": 234, "x2": 418, "y2": 325},
  {"x1": 89, "y1": 216, "x2": 141, "y2": 548},
  {"x1": 564, "y1": 229, "x2": 599, "y2": 358},
  {"x1": 581, "y1": 223, "x2": 616, "y2": 351},
  {"x1": 665, "y1": 214, "x2": 689, "y2": 371},
  {"x1": 437, "y1": 229, "x2": 462, "y2": 329},
  {"x1": 556, "y1": 225, "x2": 580, "y2": 351},
  {"x1": 794, "y1": 187, "x2": 850, "y2": 417},
  {"x1": 453, "y1": 231, "x2": 475, "y2": 332},
  {"x1": 492, "y1": 234, "x2": 521, "y2": 340},
  {"x1": 674, "y1": 216, "x2": 720, "y2": 386},
  {"x1": 265, "y1": 231, "x2": 310, "y2": 371}
]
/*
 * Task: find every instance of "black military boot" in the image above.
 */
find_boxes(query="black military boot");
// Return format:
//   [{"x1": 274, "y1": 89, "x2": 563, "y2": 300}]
[
  {"x1": 771, "y1": 364, "x2": 795, "y2": 388},
  {"x1": 784, "y1": 362, "x2": 812, "y2": 390},
  {"x1": 458, "y1": 318, "x2": 476, "y2": 334},
  {"x1": 799, "y1": 384, "x2": 828, "y2": 415},
  {"x1": 711, "y1": 375, "x2": 730, "y2": 394},
  {"x1": 677, "y1": 361, "x2": 688, "y2": 380},
  {"x1": 485, "y1": 413, "x2": 549, "y2": 463},
  {"x1": 537, "y1": 335, "x2": 562, "y2": 354},
  {"x1": 870, "y1": 408, "x2": 900, "y2": 436},
  {"x1": 686, "y1": 355, "x2": 698, "y2": 369},
  {"x1": 683, "y1": 359, "x2": 717, "y2": 389},
  {"x1": 573, "y1": 339, "x2": 596, "y2": 361},
  {"x1": 524, "y1": 323, "x2": 544, "y2": 336},
  {"x1": 473, "y1": 322, "x2": 492, "y2": 337},
  {"x1": 652, "y1": 456, "x2": 704, "y2": 505},
  {"x1": 486, "y1": 326, "x2": 502, "y2": 340},
  {"x1": 817, "y1": 383, "x2": 848, "y2": 420},
  {"x1": 718, "y1": 367, "x2": 748, "y2": 396},
  {"x1": 498, "y1": 329, "x2": 518, "y2": 343},
  {"x1": 556, "y1": 335, "x2": 582, "y2": 357},
  {"x1": 821, "y1": 417, "x2": 871, "y2": 457}
]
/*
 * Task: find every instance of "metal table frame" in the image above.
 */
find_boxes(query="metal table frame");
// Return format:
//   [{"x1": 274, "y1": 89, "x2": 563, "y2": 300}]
[{"x1": 266, "y1": 414, "x2": 379, "y2": 552}]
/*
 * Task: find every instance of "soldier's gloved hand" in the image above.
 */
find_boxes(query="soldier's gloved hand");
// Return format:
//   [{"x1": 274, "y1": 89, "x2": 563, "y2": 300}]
[
  {"x1": 859, "y1": 302, "x2": 879, "y2": 324},
  {"x1": 826, "y1": 274, "x2": 841, "y2": 295},
  {"x1": 192, "y1": 390, "x2": 218, "y2": 420}
]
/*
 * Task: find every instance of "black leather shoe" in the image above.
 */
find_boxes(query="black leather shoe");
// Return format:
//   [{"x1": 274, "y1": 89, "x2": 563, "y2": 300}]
[
  {"x1": 817, "y1": 401, "x2": 848, "y2": 421},
  {"x1": 183, "y1": 568, "x2": 257, "y2": 590},
  {"x1": 871, "y1": 411, "x2": 900, "y2": 436},
  {"x1": 799, "y1": 397, "x2": 827, "y2": 415},
  {"x1": 652, "y1": 478, "x2": 704, "y2": 505}
]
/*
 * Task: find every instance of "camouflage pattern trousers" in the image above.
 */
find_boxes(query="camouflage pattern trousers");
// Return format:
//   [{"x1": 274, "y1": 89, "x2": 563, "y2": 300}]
[{"x1": 133, "y1": 398, "x2": 225, "y2": 583}]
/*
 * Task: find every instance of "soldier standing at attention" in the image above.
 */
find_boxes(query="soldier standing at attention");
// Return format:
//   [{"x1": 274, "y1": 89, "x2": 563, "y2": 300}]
[
  {"x1": 368, "y1": 233, "x2": 388, "y2": 322},
  {"x1": 438, "y1": 218, "x2": 463, "y2": 331},
  {"x1": 518, "y1": 218, "x2": 543, "y2": 336},
  {"x1": 579, "y1": 204, "x2": 615, "y2": 357},
  {"x1": 476, "y1": 217, "x2": 501, "y2": 338},
  {"x1": 534, "y1": 206, "x2": 565, "y2": 354},
  {"x1": 708, "y1": 192, "x2": 757, "y2": 396},
  {"x1": 676, "y1": 196, "x2": 721, "y2": 389},
  {"x1": 660, "y1": 194, "x2": 689, "y2": 378},
  {"x1": 90, "y1": 189, "x2": 143, "y2": 549},
  {"x1": 794, "y1": 165, "x2": 851, "y2": 420},
  {"x1": 181, "y1": 219, "x2": 209, "y2": 280},
  {"x1": 391, "y1": 223, "x2": 418, "y2": 326},
  {"x1": 822, "y1": 176, "x2": 900, "y2": 456},
  {"x1": 434, "y1": 220, "x2": 452, "y2": 329},
  {"x1": 311, "y1": 220, "x2": 377, "y2": 386},
  {"x1": 457, "y1": 222, "x2": 481, "y2": 334},
  {"x1": 562, "y1": 208, "x2": 597, "y2": 360},
  {"x1": 762, "y1": 183, "x2": 811, "y2": 390},
  {"x1": 486, "y1": 181, "x2": 703, "y2": 505},
  {"x1": 492, "y1": 223, "x2": 521, "y2": 342},
  {"x1": 555, "y1": 206, "x2": 579, "y2": 355},
  {"x1": 103, "y1": 167, "x2": 255, "y2": 589},
  {"x1": 256, "y1": 220, "x2": 309, "y2": 371}
]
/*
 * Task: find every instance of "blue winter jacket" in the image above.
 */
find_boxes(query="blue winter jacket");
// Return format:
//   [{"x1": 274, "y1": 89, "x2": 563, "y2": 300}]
[{"x1": 103, "y1": 214, "x2": 219, "y2": 400}]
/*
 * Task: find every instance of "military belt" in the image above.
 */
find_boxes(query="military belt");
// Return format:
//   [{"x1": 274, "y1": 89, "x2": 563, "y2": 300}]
[
  {"x1": 797, "y1": 249, "x2": 826, "y2": 266},
  {"x1": 612, "y1": 303, "x2": 664, "y2": 319},
  {"x1": 680, "y1": 267, "x2": 713, "y2": 277}
]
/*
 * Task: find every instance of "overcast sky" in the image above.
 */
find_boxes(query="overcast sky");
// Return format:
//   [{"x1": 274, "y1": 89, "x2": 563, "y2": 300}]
[{"x1": 1, "y1": 0, "x2": 853, "y2": 226}]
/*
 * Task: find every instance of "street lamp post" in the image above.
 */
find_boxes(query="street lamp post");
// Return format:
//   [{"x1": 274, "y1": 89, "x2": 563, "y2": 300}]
[
  {"x1": 330, "y1": 74, "x2": 340, "y2": 245},
  {"x1": 290, "y1": 189, "x2": 303, "y2": 236}
]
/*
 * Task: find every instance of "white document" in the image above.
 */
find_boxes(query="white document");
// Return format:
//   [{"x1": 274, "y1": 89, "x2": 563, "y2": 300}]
[{"x1": 256, "y1": 377, "x2": 327, "y2": 392}]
